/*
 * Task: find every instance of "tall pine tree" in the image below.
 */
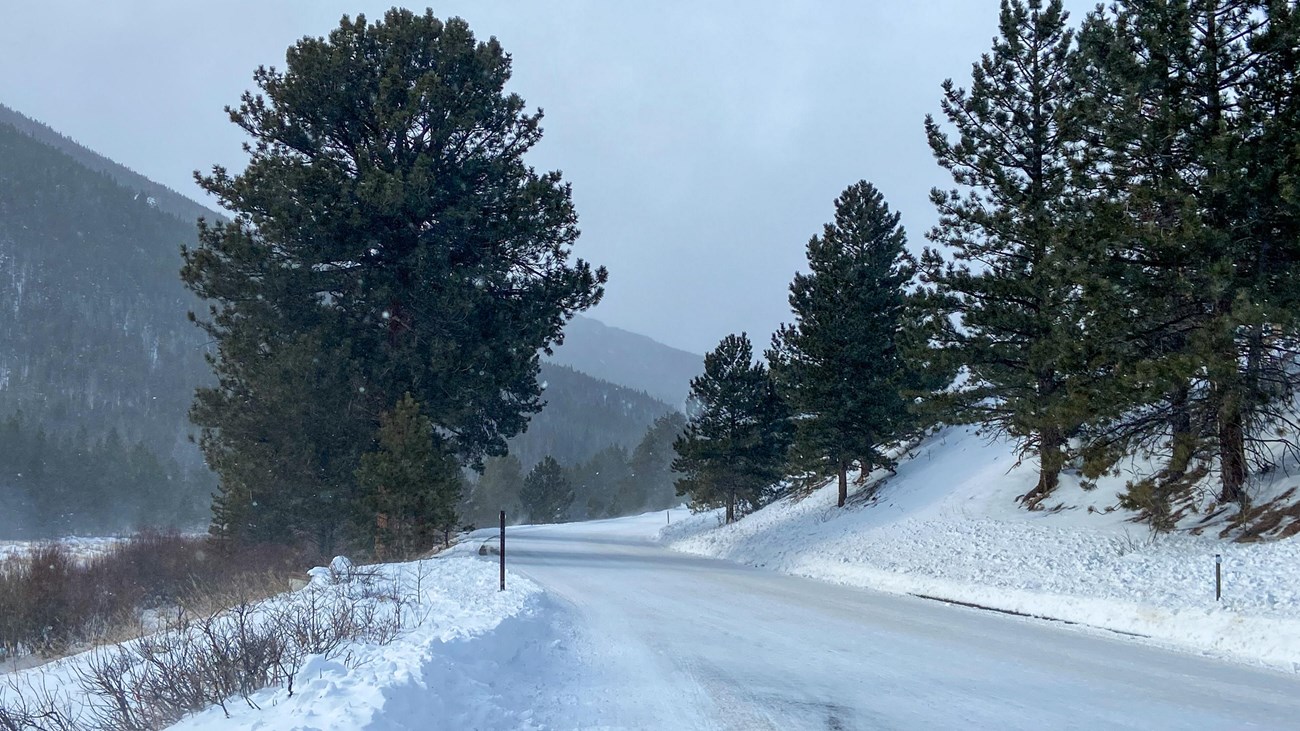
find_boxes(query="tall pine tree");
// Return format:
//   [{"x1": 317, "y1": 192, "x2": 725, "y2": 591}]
[
  {"x1": 921, "y1": 0, "x2": 1085, "y2": 508},
  {"x1": 1220, "y1": 0, "x2": 1300, "y2": 506},
  {"x1": 520, "y1": 456, "x2": 574, "y2": 524},
  {"x1": 674, "y1": 334, "x2": 789, "y2": 523},
  {"x1": 1073, "y1": 0, "x2": 1298, "y2": 516},
  {"x1": 1068, "y1": 0, "x2": 1219, "y2": 523},
  {"x1": 183, "y1": 11, "x2": 605, "y2": 550},
  {"x1": 768, "y1": 181, "x2": 917, "y2": 508}
]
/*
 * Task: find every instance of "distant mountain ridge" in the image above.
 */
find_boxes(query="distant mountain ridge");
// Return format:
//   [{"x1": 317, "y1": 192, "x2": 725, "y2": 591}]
[
  {"x1": 0, "y1": 111, "x2": 211, "y2": 462},
  {"x1": 507, "y1": 362, "x2": 673, "y2": 469},
  {"x1": 0, "y1": 103, "x2": 219, "y2": 225},
  {"x1": 0, "y1": 110, "x2": 219, "y2": 534},
  {"x1": 549, "y1": 315, "x2": 702, "y2": 407}
]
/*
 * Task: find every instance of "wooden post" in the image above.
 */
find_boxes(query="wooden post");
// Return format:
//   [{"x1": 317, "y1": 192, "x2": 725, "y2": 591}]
[{"x1": 499, "y1": 510, "x2": 506, "y2": 592}]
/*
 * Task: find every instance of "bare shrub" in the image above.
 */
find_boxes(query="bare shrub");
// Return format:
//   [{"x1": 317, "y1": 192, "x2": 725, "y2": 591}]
[
  {"x1": 0, "y1": 676, "x2": 80, "y2": 731},
  {"x1": 74, "y1": 569, "x2": 406, "y2": 730},
  {"x1": 0, "y1": 533, "x2": 319, "y2": 667},
  {"x1": 0, "y1": 700, "x2": 78, "y2": 731},
  {"x1": 0, "y1": 544, "x2": 86, "y2": 659},
  {"x1": 2, "y1": 538, "x2": 408, "y2": 730}
]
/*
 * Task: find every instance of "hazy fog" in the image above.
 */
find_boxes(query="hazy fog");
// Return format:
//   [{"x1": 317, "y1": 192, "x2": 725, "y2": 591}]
[{"x1": 2, "y1": 1, "x2": 1088, "y2": 354}]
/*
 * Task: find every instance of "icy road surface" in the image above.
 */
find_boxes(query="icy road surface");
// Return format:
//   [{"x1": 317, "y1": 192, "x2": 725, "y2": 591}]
[{"x1": 505, "y1": 515, "x2": 1300, "y2": 731}]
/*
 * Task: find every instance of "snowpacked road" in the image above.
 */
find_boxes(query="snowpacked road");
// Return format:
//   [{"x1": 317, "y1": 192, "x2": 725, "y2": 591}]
[{"x1": 505, "y1": 515, "x2": 1300, "y2": 730}]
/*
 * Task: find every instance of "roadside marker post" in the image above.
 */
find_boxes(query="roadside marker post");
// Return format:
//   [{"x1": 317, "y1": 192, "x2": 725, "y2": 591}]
[
  {"x1": 1215, "y1": 554, "x2": 1222, "y2": 602},
  {"x1": 500, "y1": 510, "x2": 506, "y2": 592}
]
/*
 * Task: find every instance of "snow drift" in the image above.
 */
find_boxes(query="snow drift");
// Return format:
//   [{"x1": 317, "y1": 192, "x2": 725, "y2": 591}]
[{"x1": 660, "y1": 426, "x2": 1300, "y2": 671}]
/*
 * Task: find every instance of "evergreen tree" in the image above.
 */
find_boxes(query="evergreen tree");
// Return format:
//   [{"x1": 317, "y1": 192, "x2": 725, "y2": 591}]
[
  {"x1": 200, "y1": 334, "x2": 365, "y2": 549},
  {"x1": 182, "y1": 11, "x2": 606, "y2": 550},
  {"x1": 673, "y1": 334, "x2": 789, "y2": 523},
  {"x1": 768, "y1": 181, "x2": 918, "y2": 508},
  {"x1": 628, "y1": 412, "x2": 688, "y2": 511},
  {"x1": 464, "y1": 454, "x2": 525, "y2": 527},
  {"x1": 920, "y1": 0, "x2": 1085, "y2": 508},
  {"x1": 355, "y1": 394, "x2": 461, "y2": 556},
  {"x1": 569, "y1": 444, "x2": 632, "y2": 520},
  {"x1": 1070, "y1": 0, "x2": 1214, "y2": 507},
  {"x1": 0, "y1": 412, "x2": 207, "y2": 538},
  {"x1": 1072, "y1": 0, "x2": 1296, "y2": 516},
  {"x1": 520, "y1": 456, "x2": 574, "y2": 524},
  {"x1": 1216, "y1": 0, "x2": 1300, "y2": 506}
]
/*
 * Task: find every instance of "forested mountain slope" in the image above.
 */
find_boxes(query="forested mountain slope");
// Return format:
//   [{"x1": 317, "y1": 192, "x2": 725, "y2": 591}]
[
  {"x1": 0, "y1": 112, "x2": 215, "y2": 535},
  {"x1": 508, "y1": 362, "x2": 674, "y2": 469},
  {"x1": 0, "y1": 115, "x2": 210, "y2": 462},
  {"x1": 0, "y1": 104, "x2": 218, "y2": 224},
  {"x1": 547, "y1": 315, "x2": 701, "y2": 408}
]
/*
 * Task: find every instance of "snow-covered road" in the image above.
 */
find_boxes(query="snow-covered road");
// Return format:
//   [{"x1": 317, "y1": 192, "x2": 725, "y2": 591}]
[{"x1": 506, "y1": 517, "x2": 1300, "y2": 730}]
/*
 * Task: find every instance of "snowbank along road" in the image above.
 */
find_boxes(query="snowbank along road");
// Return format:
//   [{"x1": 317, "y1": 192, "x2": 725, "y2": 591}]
[{"x1": 503, "y1": 515, "x2": 1300, "y2": 731}]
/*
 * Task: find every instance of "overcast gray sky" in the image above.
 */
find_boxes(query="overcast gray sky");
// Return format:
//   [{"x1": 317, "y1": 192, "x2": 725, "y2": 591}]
[{"x1": 2, "y1": 1, "x2": 1087, "y2": 355}]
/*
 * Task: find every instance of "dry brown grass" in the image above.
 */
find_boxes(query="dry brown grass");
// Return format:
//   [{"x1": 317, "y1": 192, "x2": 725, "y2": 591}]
[
  {"x1": 1232, "y1": 488, "x2": 1300, "y2": 542},
  {"x1": 2, "y1": 560, "x2": 410, "y2": 731},
  {"x1": 0, "y1": 532, "x2": 318, "y2": 665}
]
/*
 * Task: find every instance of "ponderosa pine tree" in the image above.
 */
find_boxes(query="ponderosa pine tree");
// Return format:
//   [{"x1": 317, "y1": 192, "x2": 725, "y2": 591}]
[
  {"x1": 921, "y1": 0, "x2": 1085, "y2": 508},
  {"x1": 1067, "y1": 0, "x2": 1218, "y2": 524},
  {"x1": 183, "y1": 11, "x2": 605, "y2": 550},
  {"x1": 520, "y1": 456, "x2": 574, "y2": 524},
  {"x1": 1184, "y1": 0, "x2": 1277, "y2": 509},
  {"x1": 768, "y1": 181, "x2": 917, "y2": 508},
  {"x1": 1072, "y1": 0, "x2": 1300, "y2": 516},
  {"x1": 674, "y1": 334, "x2": 789, "y2": 523},
  {"x1": 1218, "y1": 0, "x2": 1300, "y2": 506},
  {"x1": 355, "y1": 394, "x2": 462, "y2": 556}
]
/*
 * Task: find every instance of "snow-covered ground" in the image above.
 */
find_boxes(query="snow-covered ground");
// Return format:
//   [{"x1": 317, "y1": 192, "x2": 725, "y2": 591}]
[
  {"x1": 176, "y1": 548, "x2": 554, "y2": 731},
  {"x1": 7, "y1": 503, "x2": 1300, "y2": 729},
  {"x1": 501, "y1": 515, "x2": 1300, "y2": 729},
  {"x1": 660, "y1": 426, "x2": 1300, "y2": 671},
  {"x1": 0, "y1": 536, "x2": 124, "y2": 562},
  {"x1": 8, "y1": 427, "x2": 1300, "y2": 728},
  {"x1": 2, "y1": 546, "x2": 557, "y2": 730}
]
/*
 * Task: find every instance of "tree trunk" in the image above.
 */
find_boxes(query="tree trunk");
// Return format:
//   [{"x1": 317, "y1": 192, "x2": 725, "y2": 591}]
[
  {"x1": 837, "y1": 461, "x2": 848, "y2": 508},
  {"x1": 854, "y1": 458, "x2": 870, "y2": 485},
  {"x1": 1166, "y1": 384, "x2": 1194, "y2": 482},
  {"x1": 1022, "y1": 425, "x2": 1064, "y2": 509},
  {"x1": 726, "y1": 489, "x2": 735, "y2": 524},
  {"x1": 1209, "y1": 290, "x2": 1248, "y2": 509},
  {"x1": 1217, "y1": 393, "x2": 1248, "y2": 507},
  {"x1": 1021, "y1": 368, "x2": 1066, "y2": 509},
  {"x1": 1202, "y1": 8, "x2": 1248, "y2": 510}
]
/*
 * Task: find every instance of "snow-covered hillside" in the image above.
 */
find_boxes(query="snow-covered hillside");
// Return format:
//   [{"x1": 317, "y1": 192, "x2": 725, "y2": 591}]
[{"x1": 660, "y1": 426, "x2": 1300, "y2": 671}]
